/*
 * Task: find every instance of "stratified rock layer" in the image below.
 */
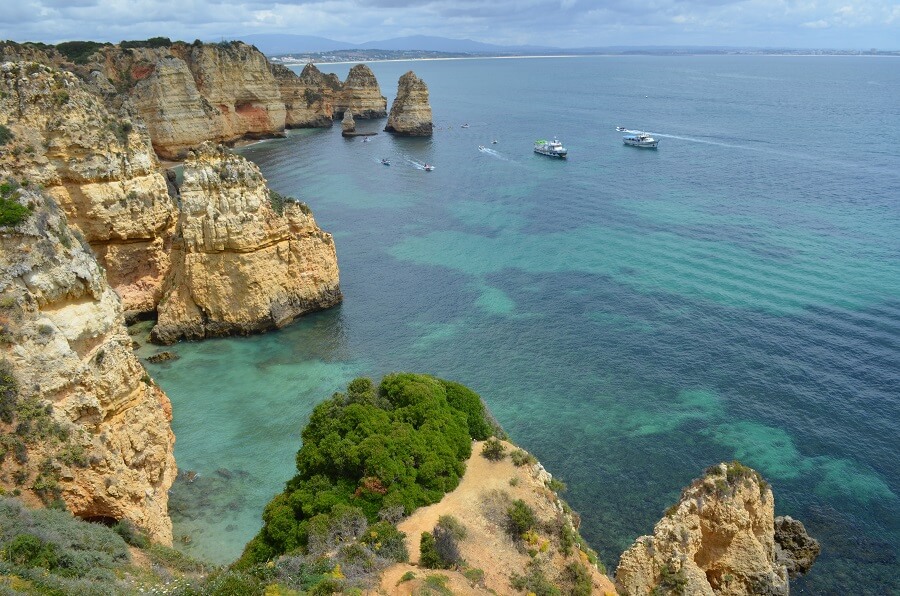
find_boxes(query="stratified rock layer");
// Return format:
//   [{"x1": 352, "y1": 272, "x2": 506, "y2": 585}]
[
  {"x1": 334, "y1": 64, "x2": 386, "y2": 119},
  {"x1": 341, "y1": 110, "x2": 356, "y2": 134},
  {"x1": 385, "y1": 71, "x2": 433, "y2": 136},
  {"x1": 615, "y1": 462, "x2": 815, "y2": 596},
  {"x1": 0, "y1": 185, "x2": 176, "y2": 544},
  {"x1": 0, "y1": 61, "x2": 176, "y2": 317},
  {"x1": 151, "y1": 144, "x2": 341, "y2": 344},
  {"x1": 273, "y1": 63, "x2": 334, "y2": 128},
  {"x1": 90, "y1": 42, "x2": 287, "y2": 159}
]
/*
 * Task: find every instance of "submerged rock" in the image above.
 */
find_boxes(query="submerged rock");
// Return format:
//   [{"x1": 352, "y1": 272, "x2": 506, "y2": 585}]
[
  {"x1": 147, "y1": 351, "x2": 178, "y2": 363},
  {"x1": 774, "y1": 515, "x2": 821, "y2": 578}
]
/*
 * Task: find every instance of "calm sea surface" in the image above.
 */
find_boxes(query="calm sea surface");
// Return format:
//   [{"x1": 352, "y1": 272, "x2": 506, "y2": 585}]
[{"x1": 138, "y1": 56, "x2": 900, "y2": 593}]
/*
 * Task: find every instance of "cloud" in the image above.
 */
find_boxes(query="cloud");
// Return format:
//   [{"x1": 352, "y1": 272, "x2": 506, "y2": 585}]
[{"x1": 0, "y1": 0, "x2": 897, "y2": 49}]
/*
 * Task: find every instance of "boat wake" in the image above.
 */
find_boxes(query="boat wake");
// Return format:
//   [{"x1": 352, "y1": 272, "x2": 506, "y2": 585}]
[
  {"x1": 477, "y1": 146, "x2": 512, "y2": 161},
  {"x1": 405, "y1": 158, "x2": 435, "y2": 171}
]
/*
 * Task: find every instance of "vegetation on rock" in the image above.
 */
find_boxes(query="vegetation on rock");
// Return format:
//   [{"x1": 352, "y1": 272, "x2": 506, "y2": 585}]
[{"x1": 238, "y1": 373, "x2": 501, "y2": 589}]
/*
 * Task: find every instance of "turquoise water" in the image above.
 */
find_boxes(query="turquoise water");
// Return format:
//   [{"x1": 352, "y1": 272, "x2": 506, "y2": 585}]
[{"x1": 141, "y1": 56, "x2": 900, "y2": 592}]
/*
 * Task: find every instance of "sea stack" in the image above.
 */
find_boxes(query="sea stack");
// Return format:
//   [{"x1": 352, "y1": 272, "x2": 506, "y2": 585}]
[
  {"x1": 385, "y1": 71, "x2": 433, "y2": 136},
  {"x1": 334, "y1": 64, "x2": 387, "y2": 119},
  {"x1": 273, "y1": 62, "x2": 335, "y2": 128},
  {"x1": 341, "y1": 110, "x2": 356, "y2": 135},
  {"x1": 151, "y1": 143, "x2": 342, "y2": 344},
  {"x1": 615, "y1": 462, "x2": 819, "y2": 596}
]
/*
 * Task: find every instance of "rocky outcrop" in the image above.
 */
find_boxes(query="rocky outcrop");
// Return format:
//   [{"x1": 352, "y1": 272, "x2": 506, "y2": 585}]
[
  {"x1": 150, "y1": 144, "x2": 341, "y2": 344},
  {"x1": 381, "y1": 440, "x2": 618, "y2": 595},
  {"x1": 86, "y1": 42, "x2": 287, "y2": 159},
  {"x1": 0, "y1": 61, "x2": 176, "y2": 317},
  {"x1": 385, "y1": 71, "x2": 433, "y2": 136},
  {"x1": 0, "y1": 184, "x2": 176, "y2": 544},
  {"x1": 774, "y1": 515, "x2": 820, "y2": 578},
  {"x1": 341, "y1": 110, "x2": 356, "y2": 135},
  {"x1": 615, "y1": 462, "x2": 816, "y2": 596},
  {"x1": 334, "y1": 64, "x2": 387, "y2": 119},
  {"x1": 273, "y1": 63, "x2": 334, "y2": 128}
]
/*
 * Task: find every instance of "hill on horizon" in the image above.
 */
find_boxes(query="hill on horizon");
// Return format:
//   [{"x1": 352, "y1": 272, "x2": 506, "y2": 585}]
[{"x1": 234, "y1": 33, "x2": 556, "y2": 55}]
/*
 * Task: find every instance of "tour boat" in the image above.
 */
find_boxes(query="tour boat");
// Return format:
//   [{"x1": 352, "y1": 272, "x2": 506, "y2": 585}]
[
  {"x1": 623, "y1": 132, "x2": 659, "y2": 149},
  {"x1": 534, "y1": 138, "x2": 568, "y2": 158}
]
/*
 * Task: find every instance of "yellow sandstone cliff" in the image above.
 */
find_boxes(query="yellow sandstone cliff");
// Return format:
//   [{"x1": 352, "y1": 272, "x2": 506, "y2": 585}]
[
  {"x1": 334, "y1": 64, "x2": 387, "y2": 120},
  {"x1": 0, "y1": 184, "x2": 176, "y2": 544},
  {"x1": 385, "y1": 71, "x2": 433, "y2": 137},
  {"x1": 0, "y1": 61, "x2": 176, "y2": 318},
  {"x1": 151, "y1": 143, "x2": 341, "y2": 344},
  {"x1": 273, "y1": 62, "x2": 335, "y2": 128},
  {"x1": 615, "y1": 462, "x2": 818, "y2": 595}
]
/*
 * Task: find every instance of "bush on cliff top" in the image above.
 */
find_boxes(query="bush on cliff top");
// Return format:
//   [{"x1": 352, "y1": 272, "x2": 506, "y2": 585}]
[
  {"x1": 54, "y1": 41, "x2": 110, "y2": 64},
  {"x1": 238, "y1": 373, "x2": 499, "y2": 567}
]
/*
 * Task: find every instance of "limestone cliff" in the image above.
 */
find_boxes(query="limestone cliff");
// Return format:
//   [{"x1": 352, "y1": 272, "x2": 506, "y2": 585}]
[
  {"x1": 0, "y1": 61, "x2": 176, "y2": 317},
  {"x1": 151, "y1": 143, "x2": 341, "y2": 344},
  {"x1": 385, "y1": 71, "x2": 433, "y2": 137},
  {"x1": 334, "y1": 64, "x2": 387, "y2": 119},
  {"x1": 615, "y1": 462, "x2": 818, "y2": 595},
  {"x1": 86, "y1": 42, "x2": 287, "y2": 159},
  {"x1": 273, "y1": 63, "x2": 334, "y2": 128},
  {"x1": 341, "y1": 110, "x2": 356, "y2": 135},
  {"x1": 0, "y1": 184, "x2": 176, "y2": 544}
]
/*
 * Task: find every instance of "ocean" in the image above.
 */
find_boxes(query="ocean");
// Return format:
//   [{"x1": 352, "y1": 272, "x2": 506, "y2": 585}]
[{"x1": 138, "y1": 55, "x2": 900, "y2": 593}]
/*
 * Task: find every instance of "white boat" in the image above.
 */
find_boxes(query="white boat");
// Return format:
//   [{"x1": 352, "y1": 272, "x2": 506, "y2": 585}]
[
  {"x1": 616, "y1": 126, "x2": 627, "y2": 132},
  {"x1": 381, "y1": 158, "x2": 390, "y2": 166},
  {"x1": 623, "y1": 132, "x2": 659, "y2": 149},
  {"x1": 478, "y1": 145, "x2": 486, "y2": 150},
  {"x1": 424, "y1": 164, "x2": 435, "y2": 171},
  {"x1": 534, "y1": 138, "x2": 567, "y2": 158}
]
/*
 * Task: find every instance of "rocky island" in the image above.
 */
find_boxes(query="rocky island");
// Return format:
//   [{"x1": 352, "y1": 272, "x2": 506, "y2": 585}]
[{"x1": 385, "y1": 70, "x2": 434, "y2": 136}]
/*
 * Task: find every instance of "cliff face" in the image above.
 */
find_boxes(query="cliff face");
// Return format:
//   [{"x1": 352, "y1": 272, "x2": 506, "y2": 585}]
[
  {"x1": 0, "y1": 185, "x2": 176, "y2": 544},
  {"x1": 385, "y1": 71, "x2": 433, "y2": 136},
  {"x1": 615, "y1": 462, "x2": 817, "y2": 596},
  {"x1": 0, "y1": 61, "x2": 176, "y2": 317},
  {"x1": 90, "y1": 42, "x2": 287, "y2": 159},
  {"x1": 273, "y1": 63, "x2": 334, "y2": 128},
  {"x1": 334, "y1": 64, "x2": 387, "y2": 119},
  {"x1": 151, "y1": 143, "x2": 341, "y2": 344}
]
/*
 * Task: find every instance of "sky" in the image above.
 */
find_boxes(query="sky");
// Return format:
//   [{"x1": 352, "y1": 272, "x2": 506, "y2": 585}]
[{"x1": 1, "y1": 0, "x2": 898, "y2": 50}]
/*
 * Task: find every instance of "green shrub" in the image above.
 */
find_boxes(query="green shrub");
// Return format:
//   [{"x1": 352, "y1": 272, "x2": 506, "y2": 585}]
[
  {"x1": 510, "y1": 448, "x2": 537, "y2": 467},
  {"x1": 119, "y1": 37, "x2": 173, "y2": 49},
  {"x1": 432, "y1": 525, "x2": 462, "y2": 568},
  {"x1": 359, "y1": 520, "x2": 408, "y2": 562},
  {"x1": 510, "y1": 560, "x2": 560, "y2": 596},
  {"x1": 397, "y1": 570, "x2": 416, "y2": 584},
  {"x1": 548, "y1": 477, "x2": 567, "y2": 493},
  {"x1": 0, "y1": 361, "x2": 18, "y2": 424},
  {"x1": 652, "y1": 563, "x2": 688, "y2": 595},
  {"x1": 0, "y1": 197, "x2": 30, "y2": 227},
  {"x1": 55, "y1": 41, "x2": 109, "y2": 64},
  {"x1": 419, "y1": 531, "x2": 443, "y2": 569},
  {"x1": 422, "y1": 573, "x2": 453, "y2": 595},
  {"x1": 506, "y1": 499, "x2": 536, "y2": 538},
  {"x1": 463, "y1": 566, "x2": 485, "y2": 585},
  {"x1": 481, "y1": 437, "x2": 506, "y2": 461},
  {"x1": 4, "y1": 533, "x2": 58, "y2": 569},
  {"x1": 436, "y1": 515, "x2": 466, "y2": 541},
  {"x1": 242, "y1": 373, "x2": 481, "y2": 565},
  {"x1": 0, "y1": 124, "x2": 13, "y2": 146},
  {"x1": 112, "y1": 519, "x2": 150, "y2": 549},
  {"x1": 566, "y1": 561, "x2": 593, "y2": 596}
]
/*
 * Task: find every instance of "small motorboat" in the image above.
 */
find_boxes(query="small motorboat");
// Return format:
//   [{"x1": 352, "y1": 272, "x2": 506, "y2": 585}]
[
  {"x1": 363, "y1": 137, "x2": 370, "y2": 142},
  {"x1": 623, "y1": 132, "x2": 659, "y2": 149},
  {"x1": 478, "y1": 145, "x2": 486, "y2": 150},
  {"x1": 424, "y1": 163, "x2": 435, "y2": 171},
  {"x1": 381, "y1": 158, "x2": 390, "y2": 166},
  {"x1": 491, "y1": 139, "x2": 498, "y2": 144},
  {"x1": 461, "y1": 123, "x2": 469, "y2": 128}
]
